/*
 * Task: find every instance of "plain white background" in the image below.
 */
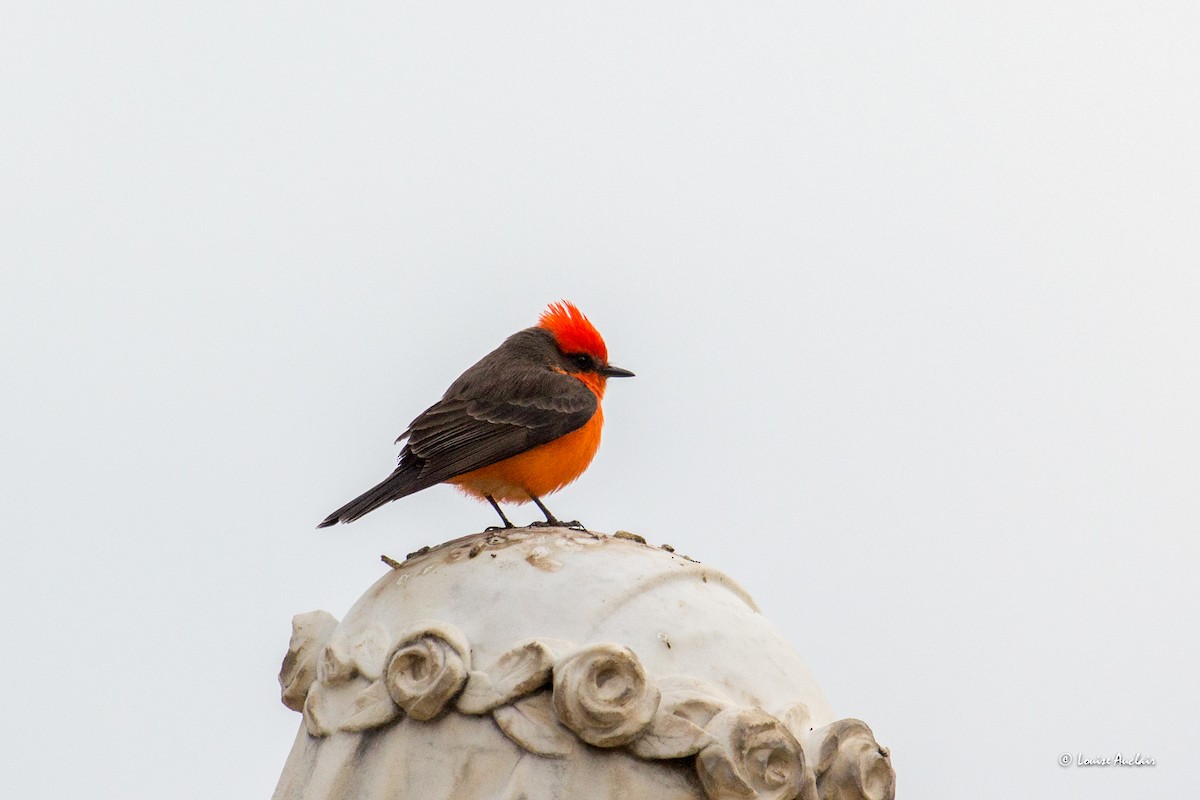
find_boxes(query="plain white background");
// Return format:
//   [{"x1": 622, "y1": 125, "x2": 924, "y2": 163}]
[{"x1": 2, "y1": 3, "x2": 1196, "y2": 798}]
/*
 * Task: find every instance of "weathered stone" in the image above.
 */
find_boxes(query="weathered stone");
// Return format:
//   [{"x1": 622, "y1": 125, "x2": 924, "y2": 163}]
[{"x1": 273, "y1": 528, "x2": 894, "y2": 800}]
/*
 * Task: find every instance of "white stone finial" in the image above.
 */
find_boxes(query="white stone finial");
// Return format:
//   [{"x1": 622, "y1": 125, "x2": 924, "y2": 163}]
[{"x1": 273, "y1": 528, "x2": 895, "y2": 800}]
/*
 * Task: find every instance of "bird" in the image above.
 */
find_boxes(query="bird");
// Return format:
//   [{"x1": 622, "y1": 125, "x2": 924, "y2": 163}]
[{"x1": 318, "y1": 301, "x2": 633, "y2": 529}]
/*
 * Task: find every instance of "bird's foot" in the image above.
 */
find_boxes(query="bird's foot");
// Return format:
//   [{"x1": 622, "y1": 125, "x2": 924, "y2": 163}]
[
  {"x1": 529, "y1": 518, "x2": 585, "y2": 531},
  {"x1": 485, "y1": 523, "x2": 515, "y2": 532}
]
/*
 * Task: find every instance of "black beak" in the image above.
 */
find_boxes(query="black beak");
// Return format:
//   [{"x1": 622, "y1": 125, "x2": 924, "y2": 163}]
[{"x1": 602, "y1": 364, "x2": 635, "y2": 378}]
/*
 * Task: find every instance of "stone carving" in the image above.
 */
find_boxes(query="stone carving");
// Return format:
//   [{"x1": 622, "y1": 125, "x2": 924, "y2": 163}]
[
  {"x1": 805, "y1": 720, "x2": 896, "y2": 800},
  {"x1": 493, "y1": 690, "x2": 580, "y2": 757},
  {"x1": 278, "y1": 619, "x2": 893, "y2": 800},
  {"x1": 278, "y1": 611, "x2": 337, "y2": 713},
  {"x1": 456, "y1": 637, "x2": 570, "y2": 715},
  {"x1": 384, "y1": 621, "x2": 471, "y2": 720},
  {"x1": 627, "y1": 675, "x2": 717, "y2": 760},
  {"x1": 552, "y1": 643, "x2": 661, "y2": 747},
  {"x1": 696, "y1": 708, "x2": 813, "y2": 800},
  {"x1": 274, "y1": 528, "x2": 895, "y2": 800}
]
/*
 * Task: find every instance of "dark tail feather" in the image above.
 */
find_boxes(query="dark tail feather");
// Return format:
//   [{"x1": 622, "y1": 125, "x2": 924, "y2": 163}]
[{"x1": 317, "y1": 465, "x2": 424, "y2": 528}]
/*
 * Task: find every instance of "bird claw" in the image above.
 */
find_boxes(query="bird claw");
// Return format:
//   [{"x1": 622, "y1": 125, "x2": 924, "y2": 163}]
[{"x1": 529, "y1": 519, "x2": 586, "y2": 531}]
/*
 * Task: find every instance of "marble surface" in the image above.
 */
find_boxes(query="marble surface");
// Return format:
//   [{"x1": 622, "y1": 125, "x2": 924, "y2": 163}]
[{"x1": 273, "y1": 528, "x2": 894, "y2": 800}]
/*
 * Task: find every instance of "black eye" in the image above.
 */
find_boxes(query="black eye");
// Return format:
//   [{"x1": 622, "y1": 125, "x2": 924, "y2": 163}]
[{"x1": 569, "y1": 353, "x2": 593, "y2": 371}]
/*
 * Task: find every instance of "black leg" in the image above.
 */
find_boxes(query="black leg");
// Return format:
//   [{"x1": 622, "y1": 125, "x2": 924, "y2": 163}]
[
  {"x1": 529, "y1": 494, "x2": 560, "y2": 526},
  {"x1": 486, "y1": 495, "x2": 515, "y2": 529}
]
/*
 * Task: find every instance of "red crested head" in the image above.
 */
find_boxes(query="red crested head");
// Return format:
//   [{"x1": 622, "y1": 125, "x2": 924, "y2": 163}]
[{"x1": 537, "y1": 300, "x2": 608, "y2": 362}]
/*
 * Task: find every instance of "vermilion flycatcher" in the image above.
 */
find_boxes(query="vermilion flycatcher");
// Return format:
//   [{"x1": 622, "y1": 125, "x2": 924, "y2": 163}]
[{"x1": 318, "y1": 301, "x2": 633, "y2": 529}]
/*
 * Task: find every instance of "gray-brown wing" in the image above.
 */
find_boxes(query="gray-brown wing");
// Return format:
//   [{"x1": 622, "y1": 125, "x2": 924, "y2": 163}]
[{"x1": 399, "y1": 370, "x2": 597, "y2": 488}]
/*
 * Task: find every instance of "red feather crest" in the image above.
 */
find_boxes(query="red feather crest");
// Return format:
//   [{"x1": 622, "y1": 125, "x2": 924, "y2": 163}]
[{"x1": 537, "y1": 301, "x2": 608, "y2": 361}]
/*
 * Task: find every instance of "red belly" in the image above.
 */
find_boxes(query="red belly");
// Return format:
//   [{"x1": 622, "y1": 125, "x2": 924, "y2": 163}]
[{"x1": 447, "y1": 408, "x2": 604, "y2": 503}]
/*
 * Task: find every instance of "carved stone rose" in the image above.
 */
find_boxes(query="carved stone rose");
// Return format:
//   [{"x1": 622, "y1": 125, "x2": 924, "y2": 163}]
[
  {"x1": 808, "y1": 719, "x2": 895, "y2": 800},
  {"x1": 552, "y1": 642, "x2": 661, "y2": 747},
  {"x1": 696, "y1": 707, "x2": 812, "y2": 800},
  {"x1": 383, "y1": 621, "x2": 471, "y2": 721}
]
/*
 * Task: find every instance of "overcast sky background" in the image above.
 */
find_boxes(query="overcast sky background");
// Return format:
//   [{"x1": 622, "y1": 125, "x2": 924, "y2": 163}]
[{"x1": 3, "y1": 2, "x2": 1197, "y2": 798}]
